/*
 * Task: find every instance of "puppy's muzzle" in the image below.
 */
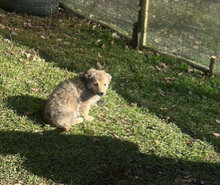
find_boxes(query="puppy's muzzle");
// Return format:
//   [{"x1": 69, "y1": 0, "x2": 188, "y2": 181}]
[{"x1": 97, "y1": 92, "x2": 104, "y2": 96}]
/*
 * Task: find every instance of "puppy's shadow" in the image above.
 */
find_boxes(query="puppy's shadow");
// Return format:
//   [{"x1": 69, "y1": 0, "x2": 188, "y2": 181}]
[{"x1": 6, "y1": 95, "x2": 46, "y2": 125}]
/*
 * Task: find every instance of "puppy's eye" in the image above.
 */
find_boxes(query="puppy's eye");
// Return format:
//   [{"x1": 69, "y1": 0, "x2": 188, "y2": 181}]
[
  {"x1": 104, "y1": 84, "x2": 107, "y2": 86},
  {"x1": 94, "y1": 82, "x2": 98, "y2": 86}
]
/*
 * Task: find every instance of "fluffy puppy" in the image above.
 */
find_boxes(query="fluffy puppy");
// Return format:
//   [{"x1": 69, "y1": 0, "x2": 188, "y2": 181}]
[{"x1": 43, "y1": 68, "x2": 112, "y2": 131}]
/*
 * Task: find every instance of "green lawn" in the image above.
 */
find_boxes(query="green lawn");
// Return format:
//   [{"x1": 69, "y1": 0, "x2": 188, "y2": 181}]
[{"x1": 0, "y1": 9, "x2": 219, "y2": 185}]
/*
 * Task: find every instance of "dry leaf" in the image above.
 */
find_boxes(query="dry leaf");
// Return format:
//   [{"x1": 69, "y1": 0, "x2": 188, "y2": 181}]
[
  {"x1": 0, "y1": 24, "x2": 6, "y2": 29},
  {"x1": 30, "y1": 88, "x2": 40, "y2": 92},
  {"x1": 160, "y1": 107, "x2": 168, "y2": 111},
  {"x1": 56, "y1": 38, "x2": 63, "y2": 42},
  {"x1": 3, "y1": 38, "x2": 11, "y2": 43},
  {"x1": 158, "y1": 62, "x2": 168, "y2": 68},
  {"x1": 89, "y1": 14, "x2": 94, "y2": 18},
  {"x1": 121, "y1": 119, "x2": 130, "y2": 125},
  {"x1": 96, "y1": 62, "x2": 104, "y2": 70},
  {"x1": 154, "y1": 38, "x2": 162, "y2": 43},
  {"x1": 212, "y1": 133, "x2": 220, "y2": 137},
  {"x1": 31, "y1": 54, "x2": 39, "y2": 62},
  {"x1": 95, "y1": 39, "x2": 101, "y2": 45},
  {"x1": 124, "y1": 45, "x2": 129, "y2": 50},
  {"x1": 160, "y1": 92, "x2": 166, "y2": 97},
  {"x1": 63, "y1": 41, "x2": 70, "y2": 45},
  {"x1": 126, "y1": 128, "x2": 133, "y2": 135},
  {"x1": 101, "y1": 44, "x2": 105, "y2": 49},
  {"x1": 188, "y1": 68, "x2": 194, "y2": 73},
  {"x1": 174, "y1": 178, "x2": 186, "y2": 183},
  {"x1": 112, "y1": 132, "x2": 119, "y2": 139},
  {"x1": 14, "y1": 180, "x2": 23, "y2": 185},
  {"x1": 155, "y1": 66, "x2": 161, "y2": 71},
  {"x1": 25, "y1": 53, "x2": 32, "y2": 60},
  {"x1": 11, "y1": 31, "x2": 18, "y2": 36},
  {"x1": 23, "y1": 22, "x2": 32, "y2": 28},
  {"x1": 189, "y1": 35, "x2": 194, "y2": 40},
  {"x1": 103, "y1": 106, "x2": 109, "y2": 111},
  {"x1": 24, "y1": 110, "x2": 36, "y2": 115},
  {"x1": 215, "y1": 119, "x2": 220, "y2": 124},
  {"x1": 97, "y1": 53, "x2": 102, "y2": 58},
  {"x1": 174, "y1": 177, "x2": 196, "y2": 184},
  {"x1": 27, "y1": 80, "x2": 33, "y2": 84},
  {"x1": 193, "y1": 45, "x2": 199, "y2": 50},
  {"x1": 163, "y1": 77, "x2": 174, "y2": 83},
  {"x1": 112, "y1": 32, "x2": 120, "y2": 39},
  {"x1": 155, "y1": 140, "x2": 160, "y2": 145}
]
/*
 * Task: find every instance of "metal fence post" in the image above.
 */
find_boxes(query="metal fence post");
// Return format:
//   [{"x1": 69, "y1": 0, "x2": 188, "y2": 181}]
[
  {"x1": 209, "y1": 56, "x2": 217, "y2": 77},
  {"x1": 132, "y1": 0, "x2": 149, "y2": 50},
  {"x1": 139, "y1": 0, "x2": 150, "y2": 49}
]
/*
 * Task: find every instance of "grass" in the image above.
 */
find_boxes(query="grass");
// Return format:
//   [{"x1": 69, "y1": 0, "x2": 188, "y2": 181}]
[{"x1": 0, "y1": 8, "x2": 220, "y2": 185}]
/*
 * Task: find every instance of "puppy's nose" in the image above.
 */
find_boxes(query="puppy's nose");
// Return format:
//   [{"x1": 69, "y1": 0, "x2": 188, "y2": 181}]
[{"x1": 97, "y1": 92, "x2": 104, "y2": 96}]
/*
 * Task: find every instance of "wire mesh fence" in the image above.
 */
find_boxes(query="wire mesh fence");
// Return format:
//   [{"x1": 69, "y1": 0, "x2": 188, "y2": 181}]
[
  {"x1": 60, "y1": 0, "x2": 220, "y2": 74},
  {"x1": 147, "y1": 0, "x2": 220, "y2": 73},
  {"x1": 60, "y1": 0, "x2": 139, "y2": 35}
]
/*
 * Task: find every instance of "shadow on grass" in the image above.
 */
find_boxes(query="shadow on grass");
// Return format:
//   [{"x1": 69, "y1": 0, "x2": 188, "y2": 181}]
[
  {"x1": 0, "y1": 130, "x2": 219, "y2": 185},
  {"x1": 0, "y1": 9, "x2": 219, "y2": 151},
  {"x1": 6, "y1": 95, "x2": 46, "y2": 126}
]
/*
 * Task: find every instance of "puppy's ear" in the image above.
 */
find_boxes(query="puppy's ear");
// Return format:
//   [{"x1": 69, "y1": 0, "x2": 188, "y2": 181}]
[
  {"x1": 84, "y1": 68, "x2": 96, "y2": 80},
  {"x1": 106, "y1": 73, "x2": 112, "y2": 83}
]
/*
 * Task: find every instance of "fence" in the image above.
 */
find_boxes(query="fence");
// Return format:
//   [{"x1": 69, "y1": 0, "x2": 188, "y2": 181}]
[{"x1": 60, "y1": 0, "x2": 220, "y2": 75}]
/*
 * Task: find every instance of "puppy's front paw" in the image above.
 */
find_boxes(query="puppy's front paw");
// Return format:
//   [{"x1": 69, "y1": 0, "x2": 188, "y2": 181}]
[
  {"x1": 77, "y1": 117, "x2": 84, "y2": 123},
  {"x1": 85, "y1": 115, "x2": 94, "y2": 121}
]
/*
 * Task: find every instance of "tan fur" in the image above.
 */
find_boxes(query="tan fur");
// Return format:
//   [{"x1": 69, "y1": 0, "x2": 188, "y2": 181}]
[{"x1": 43, "y1": 68, "x2": 112, "y2": 131}]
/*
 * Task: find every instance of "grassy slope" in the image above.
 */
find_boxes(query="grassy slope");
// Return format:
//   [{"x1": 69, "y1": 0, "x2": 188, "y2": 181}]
[{"x1": 0, "y1": 9, "x2": 219, "y2": 185}]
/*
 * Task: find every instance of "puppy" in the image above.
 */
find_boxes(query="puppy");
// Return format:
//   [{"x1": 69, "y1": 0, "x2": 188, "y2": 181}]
[{"x1": 43, "y1": 68, "x2": 112, "y2": 131}]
